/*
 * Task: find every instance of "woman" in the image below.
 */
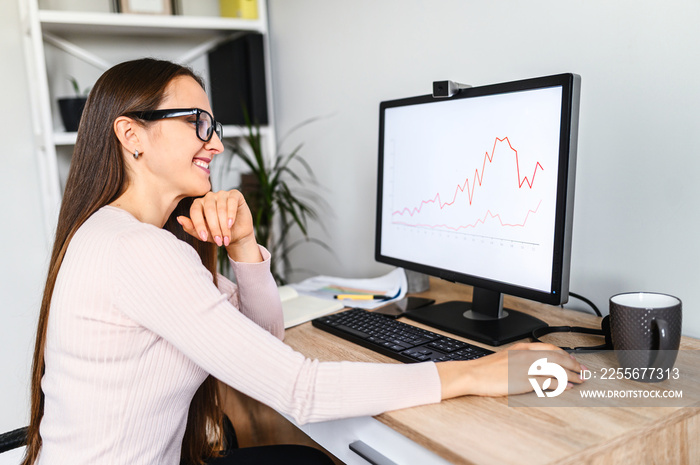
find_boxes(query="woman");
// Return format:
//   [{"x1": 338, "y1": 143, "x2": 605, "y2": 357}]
[{"x1": 23, "y1": 58, "x2": 582, "y2": 465}]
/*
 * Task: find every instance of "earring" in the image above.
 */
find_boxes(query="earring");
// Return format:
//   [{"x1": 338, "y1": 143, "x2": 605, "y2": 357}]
[{"x1": 133, "y1": 150, "x2": 139, "y2": 159}]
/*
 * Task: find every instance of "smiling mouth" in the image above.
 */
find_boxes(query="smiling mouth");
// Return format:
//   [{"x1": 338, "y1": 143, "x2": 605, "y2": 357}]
[{"x1": 193, "y1": 159, "x2": 210, "y2": 172}]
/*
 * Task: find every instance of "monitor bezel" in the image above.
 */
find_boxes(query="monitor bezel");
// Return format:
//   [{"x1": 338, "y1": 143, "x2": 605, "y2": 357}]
[{"x1": 375, "y1": 73, "x2": 580, "y2": 306}]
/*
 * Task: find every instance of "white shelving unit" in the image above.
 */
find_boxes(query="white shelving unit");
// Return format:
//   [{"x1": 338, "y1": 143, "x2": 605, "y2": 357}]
[{"x1": 19, "y1": 0, "x2": 276, "y2": 238}]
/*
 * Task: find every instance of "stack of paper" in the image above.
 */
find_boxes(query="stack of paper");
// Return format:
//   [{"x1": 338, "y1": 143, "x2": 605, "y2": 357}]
[{"x1": 289, "y1": 268, "x2": 407, "y2": 310}]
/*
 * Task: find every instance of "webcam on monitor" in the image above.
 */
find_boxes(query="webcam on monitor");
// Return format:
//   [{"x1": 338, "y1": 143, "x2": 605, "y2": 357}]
[{"x1": 432, "y1": 80, "x2": 471, "y2": 98}]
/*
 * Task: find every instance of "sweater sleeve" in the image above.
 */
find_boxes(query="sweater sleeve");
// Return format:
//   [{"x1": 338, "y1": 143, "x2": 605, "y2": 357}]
[
  {"x1": 112, "y1": 227, "x2": 441, "y2": 424},
  {"x1": 215, "y1": 249, "x2": 284, "y2": 340}
]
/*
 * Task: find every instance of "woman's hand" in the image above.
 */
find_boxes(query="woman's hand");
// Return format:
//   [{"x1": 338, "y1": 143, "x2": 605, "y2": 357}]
[
  {"x1": 437, "y1": 342, "x2": 584, "y2": 399},
  {"x1": 177, "y1": 189, "x2": 262, "y2": 263}
]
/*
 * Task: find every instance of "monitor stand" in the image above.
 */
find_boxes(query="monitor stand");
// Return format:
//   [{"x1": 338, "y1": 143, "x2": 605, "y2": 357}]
[{"x1": 404, "y1": 287, "x2": 547, "y2": 346}]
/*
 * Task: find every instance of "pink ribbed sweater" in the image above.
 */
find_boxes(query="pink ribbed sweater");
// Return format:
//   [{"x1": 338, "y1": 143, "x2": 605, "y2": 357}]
[{"x1": 37, "y1": 206, "x2": 441, "y2": 464}]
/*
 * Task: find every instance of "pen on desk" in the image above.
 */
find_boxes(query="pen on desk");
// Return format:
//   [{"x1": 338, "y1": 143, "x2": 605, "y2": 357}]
[{"x1": 333, "y1": 294, "x2": 391, "y2": 301}]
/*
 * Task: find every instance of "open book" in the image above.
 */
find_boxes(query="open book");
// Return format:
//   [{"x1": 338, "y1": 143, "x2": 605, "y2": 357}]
[{"x1": 278, "y1": 285, "x2": 344, "y2": 329}]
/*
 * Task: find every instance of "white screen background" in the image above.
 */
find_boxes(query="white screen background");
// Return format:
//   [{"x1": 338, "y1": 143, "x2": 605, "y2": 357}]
[{"x1": 380, "y1": 86, "x2": 563, "y2": 292}]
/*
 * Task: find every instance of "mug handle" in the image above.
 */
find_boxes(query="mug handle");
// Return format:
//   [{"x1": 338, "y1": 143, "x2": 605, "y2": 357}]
[
  {"x1": 654, "y1": 318, "x2": 671, "y2": 351},
  {"x1": 651, "y1": 318, "x2": 674, "y2": 374}
]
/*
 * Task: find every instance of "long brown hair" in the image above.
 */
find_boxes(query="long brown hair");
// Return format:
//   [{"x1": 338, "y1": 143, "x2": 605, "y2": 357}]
[{"x1": 23, "y1": 58, "x2": 224, "y2": 465}]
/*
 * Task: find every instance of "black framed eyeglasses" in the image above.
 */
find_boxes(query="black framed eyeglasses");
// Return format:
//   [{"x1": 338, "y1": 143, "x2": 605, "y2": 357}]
[{"x1": 131, "y1": 108, "x2": 223, "y2": 142}]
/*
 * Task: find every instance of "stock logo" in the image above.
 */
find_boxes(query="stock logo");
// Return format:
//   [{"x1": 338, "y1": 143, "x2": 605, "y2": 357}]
[{"x1": 528, "y1": 358, "x2": 567, "y2": 398}]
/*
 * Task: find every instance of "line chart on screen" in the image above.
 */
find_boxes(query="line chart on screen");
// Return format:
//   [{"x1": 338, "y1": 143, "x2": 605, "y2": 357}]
[{"x1": 385, "y1": 135, "x2": 555, "y2": 248}]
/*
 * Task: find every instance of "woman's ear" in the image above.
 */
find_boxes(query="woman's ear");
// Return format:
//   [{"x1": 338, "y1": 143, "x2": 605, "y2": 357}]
[{"x1": 114, "y1": 116, "x2": 141, "y2": 155}]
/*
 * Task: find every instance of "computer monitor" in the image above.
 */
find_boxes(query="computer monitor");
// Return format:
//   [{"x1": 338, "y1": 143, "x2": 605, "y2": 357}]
[{"x1": 375, "y1": 73, "x2": 581, "y2": 346}]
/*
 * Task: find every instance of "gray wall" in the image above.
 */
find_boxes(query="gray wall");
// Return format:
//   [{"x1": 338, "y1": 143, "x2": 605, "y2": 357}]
[
  {"x1": 1, "y1": 0, "x2": 48, "y2": 432},
  {"x1": 267, "y1": 0, "x2": 700, "y2": 338}
]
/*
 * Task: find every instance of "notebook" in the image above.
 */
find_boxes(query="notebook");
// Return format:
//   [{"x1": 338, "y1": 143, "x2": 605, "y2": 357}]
[{"x1": 278, "y1": 285, "x2": 344, "y2": 329}]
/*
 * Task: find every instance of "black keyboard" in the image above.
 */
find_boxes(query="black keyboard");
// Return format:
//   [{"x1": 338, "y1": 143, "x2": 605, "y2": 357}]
[{"x1": 312, "y1": 308, "x2": 494, "y2": 363}]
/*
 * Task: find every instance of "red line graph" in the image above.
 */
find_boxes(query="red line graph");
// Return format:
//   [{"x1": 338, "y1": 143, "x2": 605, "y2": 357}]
[
  {"x1": 392, "y1": 136, "x2": 543, "y2": 218},
  {"x1": 392, "y1": 200, "x2": 542, "y2": 232}
]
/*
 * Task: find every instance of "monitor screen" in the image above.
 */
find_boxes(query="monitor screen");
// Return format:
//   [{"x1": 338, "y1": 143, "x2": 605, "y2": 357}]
[{"x1": 375, "y1": 73, "x2": 580, "y2": 346}]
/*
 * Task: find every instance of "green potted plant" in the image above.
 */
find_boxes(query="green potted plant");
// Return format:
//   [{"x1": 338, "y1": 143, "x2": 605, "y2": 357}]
[
  {"x1": 217, "y1": 114, "x2": 330, "y2": 284},
  {"x1": 58, "y1": 76, "x2": 90, "y2": 132}
]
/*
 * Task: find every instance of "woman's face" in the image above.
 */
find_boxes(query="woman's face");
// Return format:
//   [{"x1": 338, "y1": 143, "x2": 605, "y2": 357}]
[{"x1": 139, "y1": 75, "x2": 224, "y2": 200}]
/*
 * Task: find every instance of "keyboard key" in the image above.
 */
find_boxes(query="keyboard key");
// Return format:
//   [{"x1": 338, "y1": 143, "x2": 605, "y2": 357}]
[{"x1": 336, "y1": 325, "x2": 370, "y2": 339}]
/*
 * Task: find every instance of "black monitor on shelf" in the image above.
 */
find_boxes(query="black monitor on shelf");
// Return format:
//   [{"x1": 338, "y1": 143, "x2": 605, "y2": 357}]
[{"x1": 375, "y1": 73, "x2": 581, "y2": 346}]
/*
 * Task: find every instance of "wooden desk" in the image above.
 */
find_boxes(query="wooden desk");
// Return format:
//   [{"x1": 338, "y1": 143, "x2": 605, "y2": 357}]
[{"x1": 282, "y1": 278, "x2": 700, "y2": 465}]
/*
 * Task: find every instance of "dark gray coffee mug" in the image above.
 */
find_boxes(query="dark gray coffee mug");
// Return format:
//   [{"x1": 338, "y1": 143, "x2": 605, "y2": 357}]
[{"x1": 609, "y1": 292, "x2": 682, "y2": 382}]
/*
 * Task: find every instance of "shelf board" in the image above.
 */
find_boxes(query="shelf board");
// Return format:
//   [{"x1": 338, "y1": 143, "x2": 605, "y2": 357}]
[
  {"x1": 222, "y1": 125, "x2": 271, "y2": 138},
  {"x1": 39, "y1": 10, "x2": 265, "y2": 36},
  {"x1": 53, "y1": 131, "x2": 77, "y2": 146},
  {"x1": 52, "y1": 125, "x2": 266, "y2": 146}
]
